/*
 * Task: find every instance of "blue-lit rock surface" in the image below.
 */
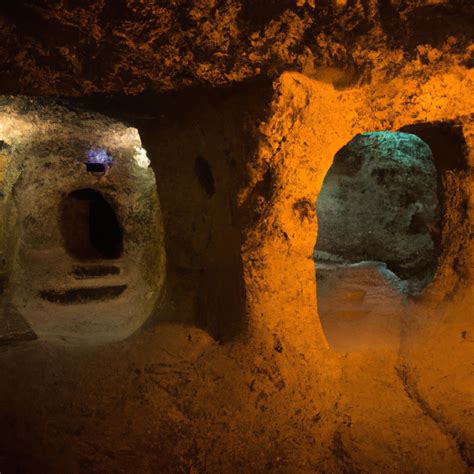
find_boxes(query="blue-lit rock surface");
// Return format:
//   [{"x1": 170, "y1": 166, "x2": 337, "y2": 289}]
[{"x1": 315, "y1": 131, "x2": 439, "y2": 292}]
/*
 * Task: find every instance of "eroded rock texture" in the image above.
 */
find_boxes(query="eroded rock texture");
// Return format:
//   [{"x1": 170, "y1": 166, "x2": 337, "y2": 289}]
[{"x1": 0, "y1": 0, "x2": 473, "y2": 95}]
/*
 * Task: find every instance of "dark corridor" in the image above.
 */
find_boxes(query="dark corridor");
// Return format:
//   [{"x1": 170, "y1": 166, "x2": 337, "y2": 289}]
[{"x1": 60, "y1": 189, "x2": 123, "y2": 260}]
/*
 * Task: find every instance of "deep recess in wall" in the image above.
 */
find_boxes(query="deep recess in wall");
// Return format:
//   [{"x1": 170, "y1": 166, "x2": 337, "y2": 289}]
[
  {"x1": 399, "y1": 121, "x2": 470, "y2": 290},
  {"x1": 60, "y1": 189, "x2": 123, "y2": 260},
  {"x1": 0, "y1": 99, "x2": 165, "y2": 345},
  {"x1": 195, "y1": 155, "x2": 216, "y2": 197},
  {"x1": 315, "y1": 131, "x2": 439, "y2": 288},
  {"x1": 399, "y1": 121, "x2": 468, "y2": 172}
]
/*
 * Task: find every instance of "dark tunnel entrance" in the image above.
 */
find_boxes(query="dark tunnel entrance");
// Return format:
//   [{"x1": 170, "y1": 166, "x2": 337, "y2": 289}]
[{"x1": 60, "y1": 189, "x2": 123, "y2": 260}]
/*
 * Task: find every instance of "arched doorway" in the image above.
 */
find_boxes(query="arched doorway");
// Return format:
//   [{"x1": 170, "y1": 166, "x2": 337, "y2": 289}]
[
  {"x1": 314, "y1": 131, "x2": 440, "y2": 350},
  {"x1": 60, "y1": 189, "x2": 123, "y2": 260}
]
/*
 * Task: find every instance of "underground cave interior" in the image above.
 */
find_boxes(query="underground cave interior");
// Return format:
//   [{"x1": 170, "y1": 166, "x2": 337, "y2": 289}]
[
  {"x1": 0, "y1": 93, "x2": 469, "y2": 350},
  {"x1": 0, "y1": 0, "x2": 472, "y2": 470},
  {"x1": 0, "y1": 103, "x2": 166, "y2": 344},
  {"x1": 0, "y1": 0, "x2": 474, "y2": 474},
  {"x1": 0, "y1": 71, "x2": 472, "y2": 472}
]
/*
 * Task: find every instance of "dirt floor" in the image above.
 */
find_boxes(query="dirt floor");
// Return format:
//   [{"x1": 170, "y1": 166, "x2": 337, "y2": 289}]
[{"x1": 0, "y1": 299, "x2": 471, "y2": 473}]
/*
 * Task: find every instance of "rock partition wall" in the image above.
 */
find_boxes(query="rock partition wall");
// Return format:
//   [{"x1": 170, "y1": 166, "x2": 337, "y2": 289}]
[{"x1": 240, "y1": 67, "x2": 473, "y2": 462}]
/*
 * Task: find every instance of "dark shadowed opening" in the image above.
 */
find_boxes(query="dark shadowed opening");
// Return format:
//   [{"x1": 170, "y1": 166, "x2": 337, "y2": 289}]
[
  {"x1": 399, "y1": 121, "x2": 470, "y2": 292},
  {"x1": 195, "y1": 155, "x2": 216, "y2": 197},
  {"x1": 60, "y1": 189, "x2": 123, "y2": 260},
  {"x1": 399, "y1": 121, "x2": 468, "y2": 172}
]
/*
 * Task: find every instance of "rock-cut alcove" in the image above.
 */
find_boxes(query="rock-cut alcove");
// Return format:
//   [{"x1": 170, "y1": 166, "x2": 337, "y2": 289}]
[
  {"x1": 0, "y1": 97, "x2": 165, "y2": 344},
  {"x1": 314, "y1": 131, "x2": 440, "y2": 351}
]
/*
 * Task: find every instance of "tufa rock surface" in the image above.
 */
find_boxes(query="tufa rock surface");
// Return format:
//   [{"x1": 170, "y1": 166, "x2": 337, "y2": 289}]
[{"x1": 0, "y1": 0, "x2": 472, "y2": 96}]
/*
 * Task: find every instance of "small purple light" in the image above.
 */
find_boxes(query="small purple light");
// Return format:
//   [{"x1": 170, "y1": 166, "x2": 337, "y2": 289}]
[{"x1": 86, "y1": 148, "x2": 114, "y2": 165}]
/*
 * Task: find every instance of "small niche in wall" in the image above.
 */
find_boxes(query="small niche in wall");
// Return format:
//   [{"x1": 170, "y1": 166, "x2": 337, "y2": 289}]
[
  {"x1": 194, "y1": 155, "x2": 215, "y2": 197},
  {"x1": 84, "y1": 148, "x2": 114, "y2": 176},
  {"x1": 314, "y1": 131, "x2": 440, "y2": 351},
  {"x1": 60, "y1": 189, "x2": 123, "y2": 260}
]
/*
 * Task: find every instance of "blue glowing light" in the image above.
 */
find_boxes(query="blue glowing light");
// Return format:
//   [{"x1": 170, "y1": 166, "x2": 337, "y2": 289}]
[{"x1": 86, "y1": 148, "x2": 114, "y2": 165}]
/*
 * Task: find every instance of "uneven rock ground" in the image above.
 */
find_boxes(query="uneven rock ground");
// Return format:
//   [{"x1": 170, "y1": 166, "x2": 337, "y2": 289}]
[{"x1": 0, "y1": 323, "x2": 469, "y2": 473}]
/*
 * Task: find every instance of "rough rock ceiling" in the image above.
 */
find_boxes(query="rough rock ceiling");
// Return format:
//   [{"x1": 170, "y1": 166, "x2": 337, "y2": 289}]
[{"x1": 0, "y1": 0, "x2": 472, "y2": 96}]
